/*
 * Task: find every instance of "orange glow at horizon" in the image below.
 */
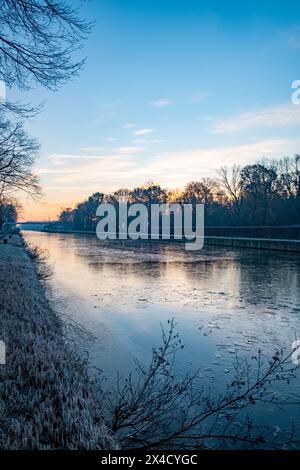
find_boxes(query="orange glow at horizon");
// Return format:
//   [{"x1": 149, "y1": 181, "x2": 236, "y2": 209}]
[
  {"x1": 18, "y1": 187, "x2": 99, "y2": 221},
  {"x1": 19, "y1": 200, "x2": 76, "y2": 222}
]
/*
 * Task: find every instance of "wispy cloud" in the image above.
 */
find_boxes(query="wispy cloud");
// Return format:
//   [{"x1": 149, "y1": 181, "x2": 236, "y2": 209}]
[
  {"x1": 41, "y1": 154, "x2": 136, "y2": 185},
  {"x1": 34, "y1": 137, "x2": 300, "y2": 219},
  {"x1": 41, "y1": 138, "x2": 298, "y2": 187},
  {"x1": 115, "y1": 146, "x2": 144, "y2": 155},
  {"x1": 86, "y1": 98, "x2": 127, "y2": 127},
  {"x1": 80, "y1": 147, "x2": 103, "y2": 153},
  {"x1": 133, "y1": 128, "x2": 156, "y2": 136},
  {"x1": 132, "y1": 138, "x2": 164, "y2": 144},
  {"x1": 138, "y1": 139, "x2": 297, "y2": 186},
  {"x1": 106, "y1": 137, "x2": 118, "y2": 142},
  {"x1": 148, "y1": 98, "x2": 172, "y2": 107},
  {"x1": 213, "y1": 104, "x2": 300, "y2": 133},
  {"x1": 50, "y1": 154, "x2": 103, "y2": 163}
]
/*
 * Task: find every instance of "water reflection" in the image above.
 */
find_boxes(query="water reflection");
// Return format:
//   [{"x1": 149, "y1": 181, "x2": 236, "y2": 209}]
[{"x1": 23, "y1": 232, "x2": 300, "y2": 408}]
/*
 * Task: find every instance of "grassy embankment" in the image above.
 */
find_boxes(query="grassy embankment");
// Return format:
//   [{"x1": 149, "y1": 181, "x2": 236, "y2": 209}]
[{"x1": 0, "y1": 234, "x2": 115, "y2": 449}]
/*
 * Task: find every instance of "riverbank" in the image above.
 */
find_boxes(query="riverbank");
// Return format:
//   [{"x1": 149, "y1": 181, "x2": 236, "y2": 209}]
[
  {"x1": 204, "y1": 236, "x2": 300, "y2": 252},
  {"x1": 39, "y1": 228, "x2": 300, "y2": 253},
  {"x1": 0, "y1": 234, "x2": 115, "y2": 449}
]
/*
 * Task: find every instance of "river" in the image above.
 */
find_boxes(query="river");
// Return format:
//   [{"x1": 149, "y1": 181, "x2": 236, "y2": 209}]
[{"x1": 23, "y1": 230, "x2": 300, "y2": 440}]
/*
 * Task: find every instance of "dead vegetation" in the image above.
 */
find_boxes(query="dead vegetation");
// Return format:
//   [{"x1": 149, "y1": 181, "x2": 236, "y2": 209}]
[
  {"x1": 22, "y1": 240, "x2": 53, "y2": 281},
  {"x1": 0, "y1": 241, "x2": 115, "y2": 449},
  {"x1": 105, "y1": 320, "x2": 300, "y2": 450}
]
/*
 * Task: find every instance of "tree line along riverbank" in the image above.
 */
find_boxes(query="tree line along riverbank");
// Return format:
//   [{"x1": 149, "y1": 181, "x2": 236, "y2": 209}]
[
  {"x1": 0, "y1": 234, "x2": 116, "y2": 449},
  {"x1": 38, "y1": 226, "x2": 300, "y2": 253}
]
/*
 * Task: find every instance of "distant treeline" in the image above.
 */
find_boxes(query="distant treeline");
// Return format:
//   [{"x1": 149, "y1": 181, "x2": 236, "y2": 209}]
[{"x1": 56, "y1": 156, "x2": 300, "y2": 231}]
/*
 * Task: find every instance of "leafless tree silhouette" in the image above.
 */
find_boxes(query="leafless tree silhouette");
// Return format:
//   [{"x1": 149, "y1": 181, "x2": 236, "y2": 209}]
[
  {"x1": 217, "y1": 165, "x2": 243, "y2": 223},
  {"x1": 0, "y1": 112, "x2": 40, "y2": 197},
  {"x1": 107, "y1": 319, "x2": 300, "y2": 450},
  {"x1": 0, "y1": 0, "x2": 90, "y2": 91}
]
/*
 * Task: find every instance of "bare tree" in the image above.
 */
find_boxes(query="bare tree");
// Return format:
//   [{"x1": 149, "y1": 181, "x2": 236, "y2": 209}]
[
  {"x1": 0, "y1": 0, "x2": 90, "y2": 91},
  {"x1": 0, "y1": 112, "x2": 41, "y2": 197},
  {"x1": 0, "y1": 195, "x2": 21, "y2": 227},
  {"x1": 277, "y1": 155, "x2": 300, "y2": 199},
  {"x1": 0, "y1": 1, "x2": 90, "y2": 205},
  {"x1": 240, "y1": 163, "x2": 279, "y2": 225},
  {"x1": 0, "y1": 0, "x2": 90, "y2": 117},
  {"x1": 217, "y1": 165, "x2": 243, "y2": 223},
  {"x1": 182, "y1": 180, "x2": 215, "y2": 204},
  {"x1": 107, "y1": 319, "x2": 300, "y2": 450},
  {"x1": 131, "y1": 182, "x2": 168, "y2": 205}
]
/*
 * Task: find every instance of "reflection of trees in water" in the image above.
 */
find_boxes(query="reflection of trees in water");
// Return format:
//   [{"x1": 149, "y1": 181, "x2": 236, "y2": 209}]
[
  {"x1": 68, "y1": 237, "x2": 300, "y2": 314},
  {"x1": 23, "y1": 233, "x2": 300, "y2": 448},
  {"x1": 73, "y1": 240, "x2": 236, "y2": 281},
  {"x1": 237, "y1": 253, "x2": 300, "y2": 309}
]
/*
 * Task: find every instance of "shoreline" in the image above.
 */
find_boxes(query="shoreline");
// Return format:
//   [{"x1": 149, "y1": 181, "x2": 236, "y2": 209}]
[
  {"x1": 29, "y1": 228, "x2": 300, "y2": 253},
  {"x1": 0, "y1": 234, "x2": 115, "y2": 450}
]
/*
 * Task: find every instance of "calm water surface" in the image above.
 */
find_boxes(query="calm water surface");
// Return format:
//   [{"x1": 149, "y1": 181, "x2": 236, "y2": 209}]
[{"x1": 23, "y1": 231, "x2": 300, "y2": 434}]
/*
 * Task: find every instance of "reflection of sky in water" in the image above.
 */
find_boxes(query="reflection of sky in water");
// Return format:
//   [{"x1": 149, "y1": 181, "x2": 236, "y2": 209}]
[{"x1": 24, "y1": 231, "x2": 300, "y2": 437}]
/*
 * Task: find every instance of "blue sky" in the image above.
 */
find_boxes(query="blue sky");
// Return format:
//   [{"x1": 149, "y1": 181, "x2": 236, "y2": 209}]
[{"x1": 10, "y1": 0, "x2": 300, "y2": 219}]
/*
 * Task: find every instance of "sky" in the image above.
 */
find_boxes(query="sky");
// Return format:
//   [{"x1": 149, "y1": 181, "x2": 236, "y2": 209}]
[{"x1": 9, "y1": 0, "x2": 300, "y2": 220}]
